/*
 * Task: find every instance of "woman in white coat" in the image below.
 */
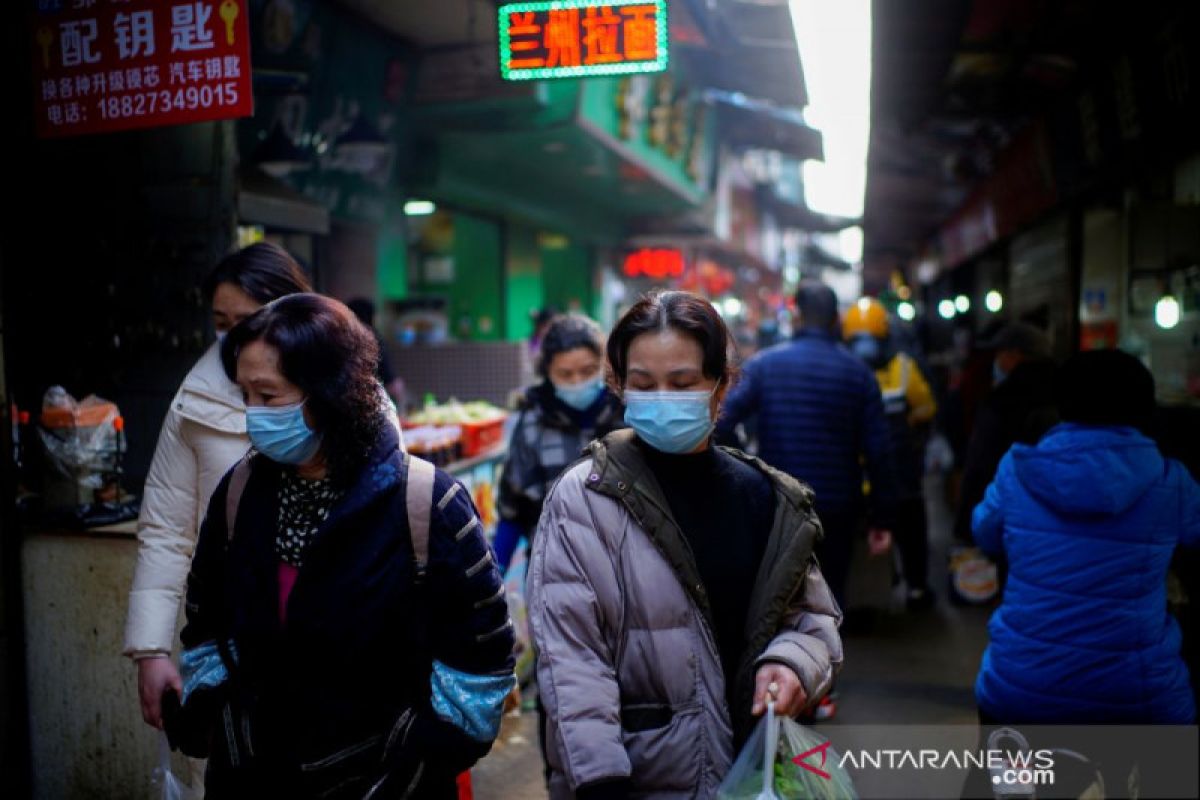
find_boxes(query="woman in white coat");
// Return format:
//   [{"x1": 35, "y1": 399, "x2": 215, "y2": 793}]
[{"x1": 124, "y1": 243, "x2": 312, "y2": 729}]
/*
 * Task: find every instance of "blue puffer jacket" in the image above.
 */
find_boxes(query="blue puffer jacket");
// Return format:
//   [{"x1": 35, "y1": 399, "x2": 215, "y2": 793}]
[
  {"x1": 718, "y1": 330, "x2": 897, "y2": 522},
  {"x1": 973, "y1": 423, "x2": 1200, "y2": 723}
]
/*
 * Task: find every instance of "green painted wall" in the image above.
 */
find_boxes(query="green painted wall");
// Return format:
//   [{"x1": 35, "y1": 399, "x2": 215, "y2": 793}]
[
  {"x1": 377, "y1": 211, "x2": 408, "y2": 300},
  {"x1": 449, "y1": 214, "x2": 505, "y2": 341},
  {"x1": 505, "y1": 226, "x2": 545, "y2": 342},
  {"x1": 542, "y1": 240, "x2": 593, "y2": 317}
]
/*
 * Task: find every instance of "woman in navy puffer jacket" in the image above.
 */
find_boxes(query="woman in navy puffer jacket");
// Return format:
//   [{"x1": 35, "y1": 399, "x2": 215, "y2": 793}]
[{"x1": 973, "y1": 349, "x2": 1199, "y2": 724}]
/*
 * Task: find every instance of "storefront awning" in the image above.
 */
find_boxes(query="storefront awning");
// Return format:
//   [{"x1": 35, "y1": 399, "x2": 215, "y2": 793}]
[
  {"x1": 708, "y1": 91, "x2": 824, "y2": 162},
  {"x1": 238, "y1": 168, "x2": 331, "y2": 235},
  {"x1": 755, "y1": 185, "x2": 859, "y2": 232}
]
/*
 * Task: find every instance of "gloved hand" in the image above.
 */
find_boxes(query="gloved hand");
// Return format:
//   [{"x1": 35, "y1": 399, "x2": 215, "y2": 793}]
[
  {"x1": 162, "y1": 686, "x2": 222, "y2": 758},
  {"x1": 376, "y1": 707, "x2": 494, "y2": 795}
]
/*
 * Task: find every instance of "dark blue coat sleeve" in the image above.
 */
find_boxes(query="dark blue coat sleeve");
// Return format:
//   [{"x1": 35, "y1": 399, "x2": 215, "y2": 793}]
[
  {"x1": 426, "y1": 471, "x2": 516, "y2": 676},
  {"x1": 717, "y1": 355, "x2": 762, "y2": 438}
]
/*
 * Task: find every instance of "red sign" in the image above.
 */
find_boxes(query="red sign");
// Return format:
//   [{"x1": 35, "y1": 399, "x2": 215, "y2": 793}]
[
  {"x1": 31, "y1": 0, "x2": 254, "y2": 139},
  {"x1": 623, "y1": 248, "x2": 684, "y2": 279},
  {"x1": 499, "y1": 0, "x2": 668, "y2": 81}
]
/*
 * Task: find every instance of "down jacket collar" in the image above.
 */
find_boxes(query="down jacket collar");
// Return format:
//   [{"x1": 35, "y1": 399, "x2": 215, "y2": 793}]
[
  {"x1": 176, "y1": 342, "x2": 246, "y2": 435},
  {"x1": 583, "y1": 428, "x2": 822, "y2": 738}
]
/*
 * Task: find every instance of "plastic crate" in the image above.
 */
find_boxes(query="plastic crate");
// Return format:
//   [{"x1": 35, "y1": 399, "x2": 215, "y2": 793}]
[{"x1": 460, "y1": 417, "x2": 505, "y2": 457}]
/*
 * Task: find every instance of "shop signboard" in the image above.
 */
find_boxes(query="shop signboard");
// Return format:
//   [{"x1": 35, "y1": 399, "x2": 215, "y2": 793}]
[
  {"x1": 623, "y1": 247, "x2": 684, "y2": 279},
  {"x1": 32, "y1": 0, "x2": 254, "y2": 139},
  {"x1": 498, "y1": 0, "x2": 668, "y2": 81}
]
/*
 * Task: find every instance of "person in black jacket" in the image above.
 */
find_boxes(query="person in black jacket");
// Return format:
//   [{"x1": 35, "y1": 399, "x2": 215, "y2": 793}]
[
  {"x1": 493, "y1": 313, "x2": 625, "y2": 573},
  {"x1": 175, "y1": 294, "x2": 515, "y2": 798},
  {"x1": 953, "y1": 322, "x2": 1058, "y2": 542}
]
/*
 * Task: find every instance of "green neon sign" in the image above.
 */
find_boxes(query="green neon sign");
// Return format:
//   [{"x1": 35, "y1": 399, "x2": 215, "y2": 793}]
[{"x1": 499, "y1": 0, "x2": 669, "y2": 81}]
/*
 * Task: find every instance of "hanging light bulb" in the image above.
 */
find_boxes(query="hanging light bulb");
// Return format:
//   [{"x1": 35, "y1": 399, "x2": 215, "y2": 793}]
[
  {"x1": 985, "y1": 290, "x2": 1004, "y2": 313},
  {"x1": 897, "y1": 302, "x2": 916, "y2": 321},
  {"x1": 1155, "y1": 295, "x2": 1181, "y2": 329},
  {"x1": 955, "y1": 294, "x2": 971, "y2": 313},
  {"x1": 938, "y1": 299, "x2": 956, "y2": 319}
]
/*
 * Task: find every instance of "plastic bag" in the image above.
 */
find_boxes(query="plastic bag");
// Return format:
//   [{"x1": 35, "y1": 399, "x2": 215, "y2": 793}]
[
  {"x1": 718, "y1": 704, "x2": 857, "y2": 799},
  {"x1": 504, "y1": 544, "x2": 535, "y2": 685},
  {"x1": 924, "y1": 431, "x2": 955, "y2": 474},
  {"x1": 151, "y1": 733, "x2": 201, "y2": 800},
  {"x1": 37, "y1": 387, "x2": 124, "y2": 503}
]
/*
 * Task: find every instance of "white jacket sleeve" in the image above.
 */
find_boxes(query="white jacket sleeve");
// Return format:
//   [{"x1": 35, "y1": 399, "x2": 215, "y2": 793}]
[{"x1": 123, "y1": 405, "x2": 200, "y2": 657}]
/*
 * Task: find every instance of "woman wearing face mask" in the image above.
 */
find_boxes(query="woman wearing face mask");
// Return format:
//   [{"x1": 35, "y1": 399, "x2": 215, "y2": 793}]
[
  {"x1": 528, "y1": 291, "x2": 843, "y2": 799},
  {"x1": 124, "y1": 243, "x2": 311, "y2": 731},
  {"x1": 493, "y1": 313, "x2": 625, "y2": 574},
  {"x1": 175, "y1": 294, "x2": 515, "y2": 797}
]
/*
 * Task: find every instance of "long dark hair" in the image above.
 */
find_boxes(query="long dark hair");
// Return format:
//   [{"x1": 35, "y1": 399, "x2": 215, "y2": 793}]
[
  {"x1": 606, "y1": 290, "x2": 737, "y2": 388},
  {"x1": 221, "y1": 294, "x2": 385, "y2": 484},
  {"x1": 203, "y1": 242, "x2": 312, "y2": 304}
]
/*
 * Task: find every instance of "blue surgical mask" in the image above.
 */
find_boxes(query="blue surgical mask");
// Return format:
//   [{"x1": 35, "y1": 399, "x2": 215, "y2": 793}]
[
  {"x1": 554, "y1": 375, "x2": 605, "y2": 411},
  {"x1": 849, "y1": 335, "x2": 882, "y2": 364},
  {"x1": 624, "y1": 387, "x2": 717, "y2": 454},
  {"x1": 993, "y1": 361, "x2": 1008, "y2": 385},
  {"x1": 246, "y1": 399, "x2": 322, "y2": 465}
]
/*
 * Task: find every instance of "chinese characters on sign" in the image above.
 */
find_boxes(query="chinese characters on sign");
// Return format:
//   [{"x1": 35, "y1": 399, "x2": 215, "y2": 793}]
[
  {"x1": 499, "y1": 0, "x2": 667, "y2": 81},
  {"x1": 32, "y1": 0, "x2": 253, "y2": 138},
  {"x1": 623, "y1": 248, "x2": 684, "y2": 279}
]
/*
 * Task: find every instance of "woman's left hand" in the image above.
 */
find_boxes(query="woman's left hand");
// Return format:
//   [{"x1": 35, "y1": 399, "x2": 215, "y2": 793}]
[{"x1": 752, "y1": 664, "x2": 807, "y2": 717}]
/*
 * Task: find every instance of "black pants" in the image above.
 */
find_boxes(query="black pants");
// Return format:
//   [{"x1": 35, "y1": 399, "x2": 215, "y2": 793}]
[
  {"x1": 814, "y1": 509, "x2": 860, "y2": 611},
  {"x1": 894, "y1": 494, "x2": 930, "y2": 591}
]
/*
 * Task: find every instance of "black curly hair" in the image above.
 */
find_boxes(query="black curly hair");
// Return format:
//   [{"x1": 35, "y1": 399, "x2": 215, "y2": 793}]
[
  {"x1": 221, "y1": 293, "x2": 386, "y2": 485},
  {"x1": 538, "y1": 313, "x2": 604, "y2": 378}
]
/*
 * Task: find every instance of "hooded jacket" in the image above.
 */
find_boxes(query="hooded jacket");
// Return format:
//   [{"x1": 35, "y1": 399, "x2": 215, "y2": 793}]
[
  {"x1": 529, "y1": 430, "x2": 843, "y2": 798},
  {"x1": 973, "y1": 423, "x2": 1200, "y2": 723}
]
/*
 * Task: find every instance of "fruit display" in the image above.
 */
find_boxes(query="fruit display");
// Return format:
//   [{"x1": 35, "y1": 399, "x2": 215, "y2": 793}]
[
  {"x1": 406, "y1": 399, "x2": 506, "y2": 427},
  {"x1": 404, "y1": 398, "x2": 507, "y2": 459}
]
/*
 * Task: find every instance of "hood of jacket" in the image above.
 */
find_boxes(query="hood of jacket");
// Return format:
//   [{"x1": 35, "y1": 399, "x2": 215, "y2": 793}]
[
  {"x1": 583, "y1": 428, "x2": 820, "y2": 738},
  {"x1": 176, "y1": 342, "x2": 246, "y2": 434},
  {"x1": 1012, "y1": 423, "x2": 1165, "y2": 516}
]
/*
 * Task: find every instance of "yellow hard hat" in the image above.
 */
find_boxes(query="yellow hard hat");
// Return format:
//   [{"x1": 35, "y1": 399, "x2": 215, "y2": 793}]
[{"x1": 843, "y1": 297, "x2": 889, "y2": 339}]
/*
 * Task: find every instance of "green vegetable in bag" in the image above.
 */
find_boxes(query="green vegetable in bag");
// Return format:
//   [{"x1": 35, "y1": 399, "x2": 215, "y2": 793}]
[{"x1": 718, "y1": 712, "x2": 857, "y2": 800}]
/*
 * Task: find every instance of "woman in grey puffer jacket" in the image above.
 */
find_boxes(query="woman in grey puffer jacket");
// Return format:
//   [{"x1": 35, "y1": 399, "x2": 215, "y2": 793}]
[{"x1": 529, "y1": 291, "x2": 843, "y2": 799}]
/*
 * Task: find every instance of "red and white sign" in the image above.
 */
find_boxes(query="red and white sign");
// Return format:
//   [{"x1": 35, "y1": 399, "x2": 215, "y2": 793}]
[{"x1": 31, "y1": 0, "x2": 254, "y2": 139}]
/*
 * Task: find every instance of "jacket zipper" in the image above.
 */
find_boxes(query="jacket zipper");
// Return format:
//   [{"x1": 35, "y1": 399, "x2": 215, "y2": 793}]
[{"x1": 299, "y1": 734, "x2": 383, "y2": 772}]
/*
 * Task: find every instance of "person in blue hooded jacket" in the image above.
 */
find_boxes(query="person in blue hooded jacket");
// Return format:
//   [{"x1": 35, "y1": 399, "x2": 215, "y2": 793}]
[{"x1": 973, "y1": 349, "x2": 1200, "y2": 724}]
